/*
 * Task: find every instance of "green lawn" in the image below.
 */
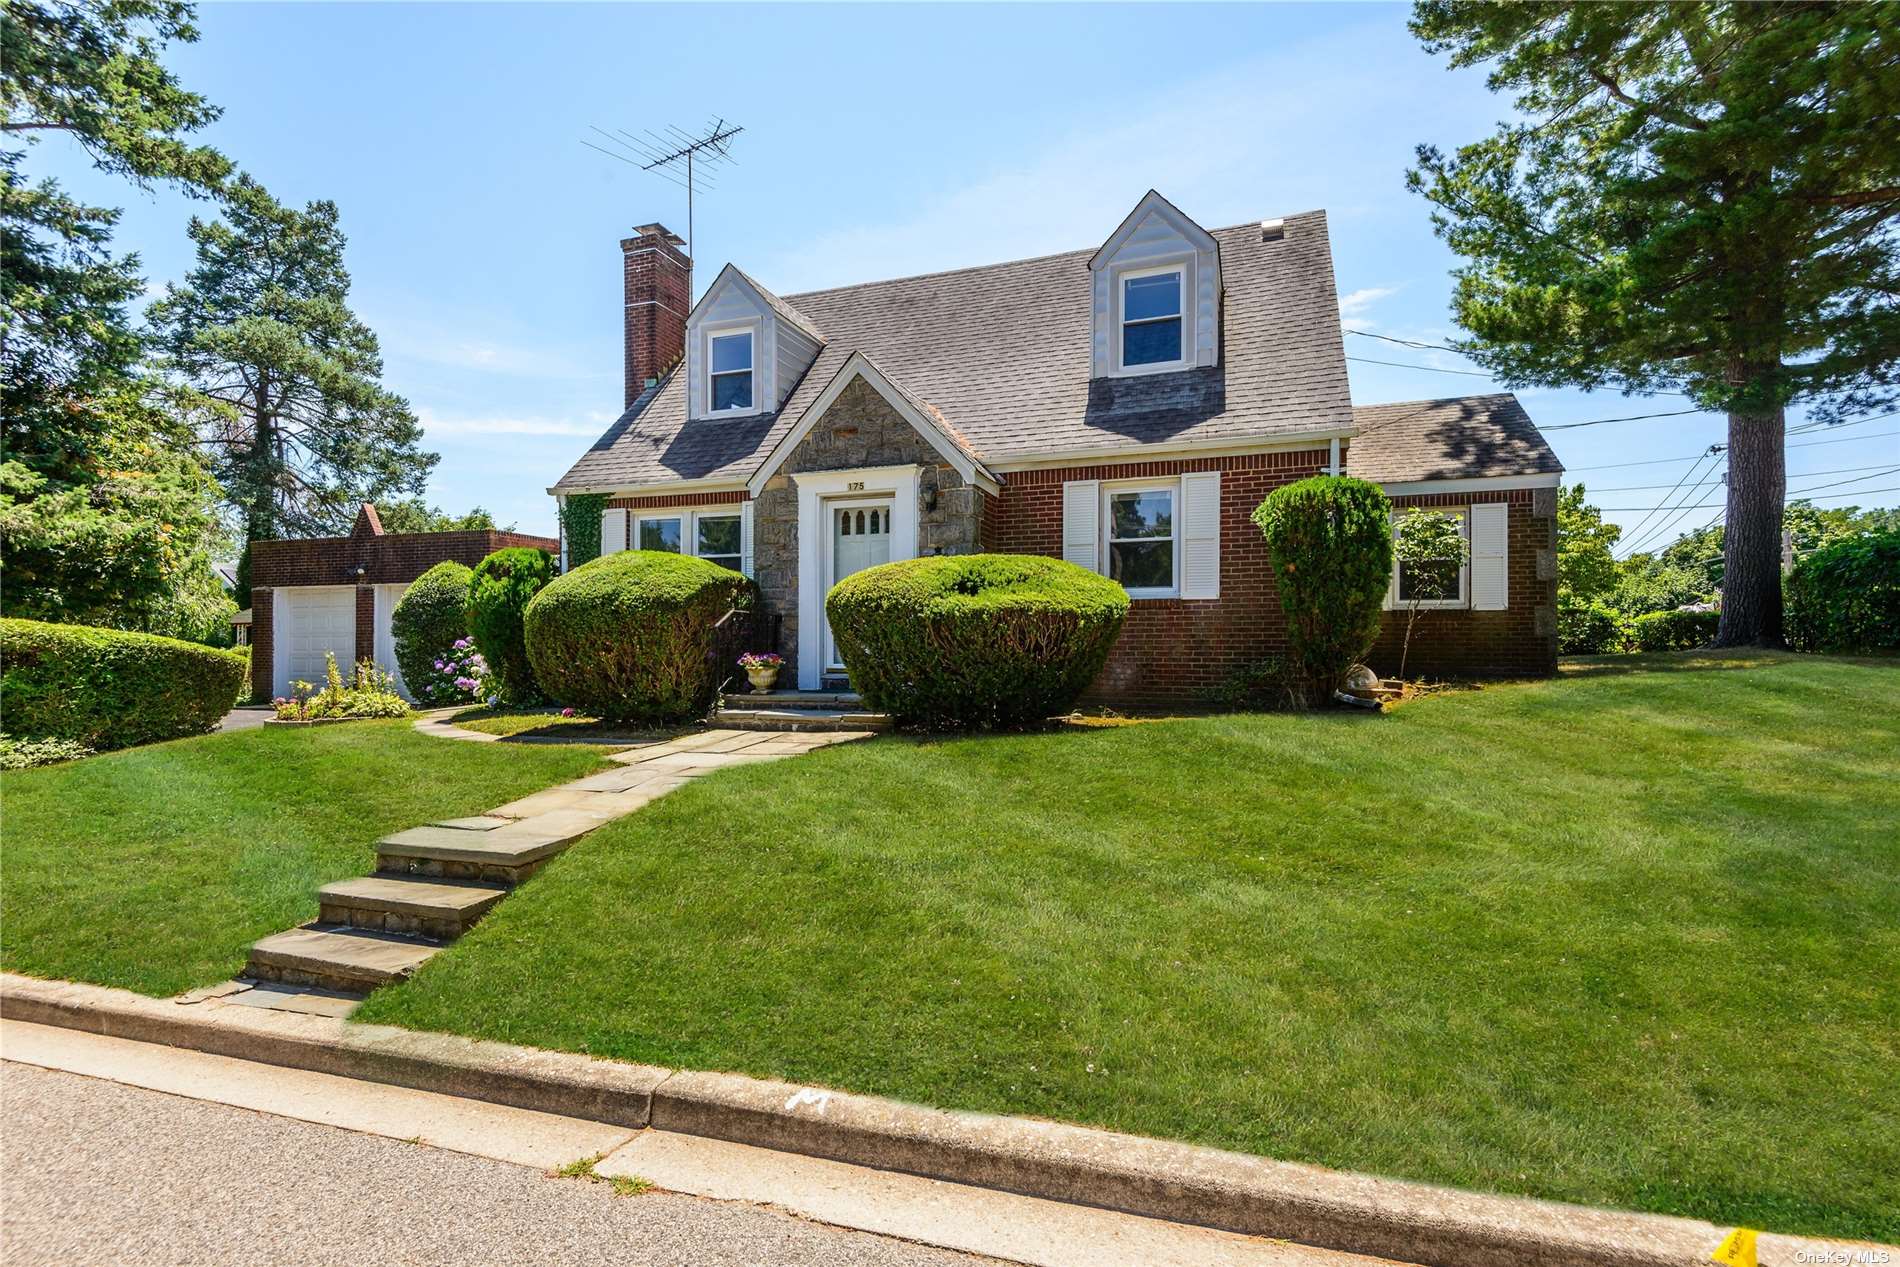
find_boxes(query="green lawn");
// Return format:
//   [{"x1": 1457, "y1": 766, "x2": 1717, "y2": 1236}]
[
  {"x1": 446, "y1": 706, "x2": 666, "y2": 742},
  {"x1": 1, "y1": 720, "x2": 613, "y2": 995},
  {"x1": 361, "y1": 653, "x2": 1900, "y2": 1242}
]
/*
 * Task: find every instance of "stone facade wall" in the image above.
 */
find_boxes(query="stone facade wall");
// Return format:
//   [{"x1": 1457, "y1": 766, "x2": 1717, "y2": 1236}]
[
  {"x1": 752, "y1": 376, "x2": 982, "y2": 672},
  {"x1": 1367, "y1": 486, "x2": 1558, "y2": 680}
]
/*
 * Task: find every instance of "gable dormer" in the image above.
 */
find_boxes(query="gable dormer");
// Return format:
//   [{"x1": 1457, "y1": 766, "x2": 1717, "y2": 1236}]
[
  {"x1": 685, "y1": 265, "x2": 824, "y2": 420},
  {"x1": 1089, "y1": 191, "x2": 1221, "y2": 379}
]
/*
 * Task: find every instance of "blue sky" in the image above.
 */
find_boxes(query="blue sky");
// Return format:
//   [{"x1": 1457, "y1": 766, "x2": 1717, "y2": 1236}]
[{"x1": 31, "y1": 2, "x2": 1898, "y2": 544}]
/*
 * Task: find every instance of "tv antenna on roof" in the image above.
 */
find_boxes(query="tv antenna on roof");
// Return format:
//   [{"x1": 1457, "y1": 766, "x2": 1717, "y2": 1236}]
[{"x1": 582, "y1": 117, "x2": 743, "y2": 265}]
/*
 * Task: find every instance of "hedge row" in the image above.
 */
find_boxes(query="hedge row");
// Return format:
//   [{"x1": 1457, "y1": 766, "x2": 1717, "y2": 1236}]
[
  {"x1": 1786, "y1": 531, "x2": 1900, "y2": 653},
  {"x1": 525, "y1": 550, "x2": 753, "y2": 724},
  {"x1": 1, "y1": 618, "x2": 248, "y2": 750},
  {"x1": 826, "y1": 554, "x2": 1128, "y2": 728}
]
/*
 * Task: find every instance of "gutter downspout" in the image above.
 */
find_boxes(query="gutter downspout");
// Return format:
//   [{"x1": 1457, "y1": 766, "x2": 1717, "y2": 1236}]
[
  {"x1": 555, "y1": 494, "x2": 568, "y2": 572},
  {"x1": 1328, "y1": 437, "x2": 1341, "y2": 476}
]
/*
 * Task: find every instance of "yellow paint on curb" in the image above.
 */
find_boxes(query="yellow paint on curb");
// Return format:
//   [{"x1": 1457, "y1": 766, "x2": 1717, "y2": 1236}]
[{"x1": 1712, "y1": 1227, "x2": 1758, "y2": 1267}]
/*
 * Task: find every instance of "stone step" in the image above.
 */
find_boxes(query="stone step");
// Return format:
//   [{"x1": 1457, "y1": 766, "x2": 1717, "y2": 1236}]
[
  {"x1": 721, "y1": 690, "x2": 862, "y2": 711},
  {"x1": 375, "y1": 809, "x2": 604, "y2": 883},
  {"x1": 246, "y1": 925, "x2": 439, "y2": 994},
  {"x1": 715, "y1": 707, "x2": 891, "y2": 733},
  {"x1": 317, "y1": 875, "x2": 509, "y2": 940}
]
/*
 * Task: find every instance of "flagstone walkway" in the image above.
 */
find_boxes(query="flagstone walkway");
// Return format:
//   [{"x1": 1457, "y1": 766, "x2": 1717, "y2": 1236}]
[{"x1": 232, "y1": 722, "x2": 877, "y2": 1013}]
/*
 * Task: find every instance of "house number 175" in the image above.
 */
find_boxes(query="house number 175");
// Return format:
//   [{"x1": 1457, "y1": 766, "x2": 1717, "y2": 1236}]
[{"x1": 846, "y1": 481, "x2": 864, "y2": 492}]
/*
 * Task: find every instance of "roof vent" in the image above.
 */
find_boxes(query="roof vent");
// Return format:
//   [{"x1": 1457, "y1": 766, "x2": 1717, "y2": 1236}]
[{"x1": 1260, "y1": 218, "x2": 1285, "y2": 242}]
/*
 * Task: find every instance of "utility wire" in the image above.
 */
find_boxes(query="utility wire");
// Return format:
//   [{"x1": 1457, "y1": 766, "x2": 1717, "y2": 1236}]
[
  {"x1": 1581, "y1": 463, "x2": 1895, "y2": 493},
  {"x1": 1568, "y1": 428, "x2": 1900, "y2": 472},
  {"x1": 1614, "y1": 451, "x2": 1721, "y2": 555},
  {"x1": 1601, "y1": 484, "x2": 1900, "y2": 514}
]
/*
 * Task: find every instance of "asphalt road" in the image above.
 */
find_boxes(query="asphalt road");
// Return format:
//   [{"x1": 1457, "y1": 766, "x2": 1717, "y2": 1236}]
[{"x1": 0, "y1": 1062, "x2": 993, "y2": 1267}]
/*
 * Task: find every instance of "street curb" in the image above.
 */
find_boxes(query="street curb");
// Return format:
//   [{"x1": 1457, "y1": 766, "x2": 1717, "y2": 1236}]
[{"x1": 1, "y1": 973, "x2": 1879, "y2": 1267}]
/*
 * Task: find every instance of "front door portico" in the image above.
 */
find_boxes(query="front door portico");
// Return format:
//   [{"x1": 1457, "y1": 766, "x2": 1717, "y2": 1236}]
[{"x1": 792, "y1": 465, "x2": 921, "y2": 689}]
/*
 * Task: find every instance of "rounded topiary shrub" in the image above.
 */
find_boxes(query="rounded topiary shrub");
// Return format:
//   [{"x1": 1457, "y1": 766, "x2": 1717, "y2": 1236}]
[
  {"x1": 1251, "y1": 476, "x2": 1393, "y2": 696},
  {"x1": 468, "y1": 547, "x2": 556, "y2": 704},
  {"x1": 0, "y1": 617, "x2": 249, "y2": 750},
  {"x1": 524, "y1": 550, "x2": 755, "y2": 724},
  {"x1": 392, "y1": 560, "x2": 475, "y2": 703},
  {"x1": 1786, "y1": 531, "x2": 1900, "y2": 653},
  {"x1": 825, "y1": 554, "x2": 1130, "y2": 730}
]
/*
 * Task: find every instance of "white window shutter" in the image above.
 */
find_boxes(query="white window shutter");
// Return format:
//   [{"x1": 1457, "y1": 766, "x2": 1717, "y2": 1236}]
[
  {"x1": 740, "y1": 501, "x2": 755, "y2": 578},
  {"x1": 1470, "y1": 503, "x2": 1509, "y2": 610},
  {"x1": 1062, "y1": 480, "x2": 1101, "y2": 574},
  {"x1": 600, "y1": 508, "x2": 627, "y2": 556},
  {"x1": 1179, "y1": 471, "x2": 1221, "y2": 599}
]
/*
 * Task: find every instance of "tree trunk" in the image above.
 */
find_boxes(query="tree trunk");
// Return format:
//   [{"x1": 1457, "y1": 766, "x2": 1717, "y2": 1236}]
[{"x1": 1714, "y1": 406, "x2": 1786, "y2": 647}]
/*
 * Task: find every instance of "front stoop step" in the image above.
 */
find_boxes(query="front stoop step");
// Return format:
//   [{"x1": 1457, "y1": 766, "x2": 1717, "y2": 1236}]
[
  {"x1": 715, "y1": 706, "x2": 891, "y2": 733},
  {"x1": 317, "y1": 875, "x2": 508, "y2": 940},
  {"x1": 375, "y1": 809, "x2": 602, "y2": 884},
  {"x1": 246, "y1": 925, "x2": 439, "y2": 994},
  {"x1": 723, "y1": 690, "x2": 863, "y2": 711}
]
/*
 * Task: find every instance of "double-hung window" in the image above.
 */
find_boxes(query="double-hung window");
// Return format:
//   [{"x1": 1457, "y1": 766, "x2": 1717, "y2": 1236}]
[
  {"x1": 637, "y1": 515, "x2": 683, "y2": 553},
  {"x1": 695, "y1": 513, "x2": 742, "y2": 571},
  {"x1": 1392, "y1": 510, "x2": 1469, "y2": 608},
  {"x1": 1106, "y1": 484, "x2": 1177, "y2": 596},
  {"x1": 636, "y1": 510, "x2": 743, "y2": 573},
  {"x1": 1120, "y1": 267, "x2": 1184, "y2": 369},
  {"x1": 708, "y1": 330, "x2": 754, "y2": 413}
]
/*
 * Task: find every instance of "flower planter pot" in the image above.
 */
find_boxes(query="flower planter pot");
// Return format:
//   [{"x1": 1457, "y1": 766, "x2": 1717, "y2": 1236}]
[{"x1": 745, "y1": 666, "x2": 780, "y2": 692}]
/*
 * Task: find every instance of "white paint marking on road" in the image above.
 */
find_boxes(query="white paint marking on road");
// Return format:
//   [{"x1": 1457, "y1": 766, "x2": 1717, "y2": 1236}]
[
  {"x1": 0, "y1": 1019, "x2": 632, "y2": 1171},
  {"x1": 596, "y1": 1128, "x2": 1397, "y2": 1267}
]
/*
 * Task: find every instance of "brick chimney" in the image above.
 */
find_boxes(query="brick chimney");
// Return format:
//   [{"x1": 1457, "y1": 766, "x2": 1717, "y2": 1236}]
[{"x1": 621, "y1": 223, "x2": 690, "y2": 407}]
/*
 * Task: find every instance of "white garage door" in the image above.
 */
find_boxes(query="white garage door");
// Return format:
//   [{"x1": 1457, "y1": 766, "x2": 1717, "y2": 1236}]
[
  {"x1": 373, "y1": 582, "x2": 411, "y2": 699},
  {"x1": 276, "y1": 586, "x2": 356, "y2": 698}
]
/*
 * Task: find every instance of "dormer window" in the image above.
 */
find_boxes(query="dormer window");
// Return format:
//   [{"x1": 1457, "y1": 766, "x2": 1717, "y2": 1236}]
[
  {"x1": 1120, "y1": 268, "x2": 1184, "y2": 369},
  {"x1": 1089, "y1": 191, "x2": 1221, "y2": 379},
  {"x1": 709, "y1": 329, "x2": 754, "y2": 413}
]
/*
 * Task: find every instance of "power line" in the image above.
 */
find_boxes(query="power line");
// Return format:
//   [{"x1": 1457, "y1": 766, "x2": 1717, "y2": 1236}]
[
  {"x1": 1346, "y1": 354, "x2": 1496, "y2": 378},
  {"x1": 1542, "y1": 407, "x2": 1704, "y2": 430},
  {"x1": 1565, "y1": 427, "x2": 1900, "y2": 473},
  {"x1": 1600, "y1": 484, "x2": 1900, "y2": 513},
  {"x1": 1614, "y1": 449, "x2": 1721, "y2": 553},
  {"x1": 1580, "y1": 463, "x2": 1896, "y2": 493}
]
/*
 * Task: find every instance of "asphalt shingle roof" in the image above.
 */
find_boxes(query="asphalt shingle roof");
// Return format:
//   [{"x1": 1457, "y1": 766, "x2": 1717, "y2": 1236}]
[
  {"x1": 1346, "y1": 394, "x2": 1563, "y2": 485},
  {"x1": 554, "y1": 211, "x2": 1355, "y2": 491}
]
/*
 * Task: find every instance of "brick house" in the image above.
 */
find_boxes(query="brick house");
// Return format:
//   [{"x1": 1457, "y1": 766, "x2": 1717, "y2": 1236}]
[
  {"x1": 551, "y1": 193, "x2": 1562, "y2": 703},
  {"x1": 248, "y1": 503, "x2": 556, "y2": 701}
]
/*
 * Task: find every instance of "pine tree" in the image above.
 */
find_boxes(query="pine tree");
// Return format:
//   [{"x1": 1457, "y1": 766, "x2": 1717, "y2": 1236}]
[
  {"x1": 150, "y1": 175, "x2": 437, "y2": 564},
  {"x1": 1408, "y1": 2, "x2": 1900, "y2": 646},
  {"x1": 2, "y1": 0, "x2": 229, "y2": 484}
]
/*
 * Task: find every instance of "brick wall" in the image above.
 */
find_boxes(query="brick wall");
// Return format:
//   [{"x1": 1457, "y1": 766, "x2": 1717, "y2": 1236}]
[
  {"x1": 987, "y1": 450, "x2": 1330, "y2": 706},
  {"x1": 622, "y1": 226, "x2": 690, "y2": 408},
  {"x1": 605, "y1": 491, "x2": 748, "y2": 511},
  {"x1": 248, "y1": 528, "x2": 557, "y2": 700},
  {"x1": 1368, "y1": 487, "x2": 1558, "y2": 680}
]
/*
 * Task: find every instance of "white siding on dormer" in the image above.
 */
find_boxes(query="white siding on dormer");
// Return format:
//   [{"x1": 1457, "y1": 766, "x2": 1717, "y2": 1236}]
[
  {"x1": 773, "y1": 317, "x2": 821, "y2": 411},
  {"x1": 688, "y1": 282, "x2": 766, "y2": 420},
  {"x1": 1091, "y1": 196, "x2": 1221, "y2": 379}
]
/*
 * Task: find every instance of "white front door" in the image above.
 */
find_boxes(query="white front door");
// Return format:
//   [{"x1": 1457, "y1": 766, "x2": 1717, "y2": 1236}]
[{"x1": 822, "y1": 499, "x2": 893, "y2": 672}]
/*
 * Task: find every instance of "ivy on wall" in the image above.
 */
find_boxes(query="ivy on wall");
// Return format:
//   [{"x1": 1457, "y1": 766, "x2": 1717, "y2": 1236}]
[{"x1": 558, "y1": 494, "x2": 609, "y2": 569}]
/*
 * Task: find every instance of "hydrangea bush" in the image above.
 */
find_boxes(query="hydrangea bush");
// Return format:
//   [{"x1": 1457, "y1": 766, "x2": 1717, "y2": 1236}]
[{"x1": 407, "y1": 637, "x2": 492, "y2": 705}]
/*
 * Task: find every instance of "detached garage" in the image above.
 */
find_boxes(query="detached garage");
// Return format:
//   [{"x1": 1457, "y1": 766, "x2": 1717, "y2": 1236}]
[{"x1": 247, "y1": 503, "x2": 557, "y2": 702}]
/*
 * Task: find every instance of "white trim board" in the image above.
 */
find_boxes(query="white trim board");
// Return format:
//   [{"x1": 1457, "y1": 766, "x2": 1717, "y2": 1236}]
[
  {"x1": 748, "y1": 352, "x2": 1000, "y2": 497},
  {"x1": 1379, "y1": 473, "x2": 1561, "y2": 497}
]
